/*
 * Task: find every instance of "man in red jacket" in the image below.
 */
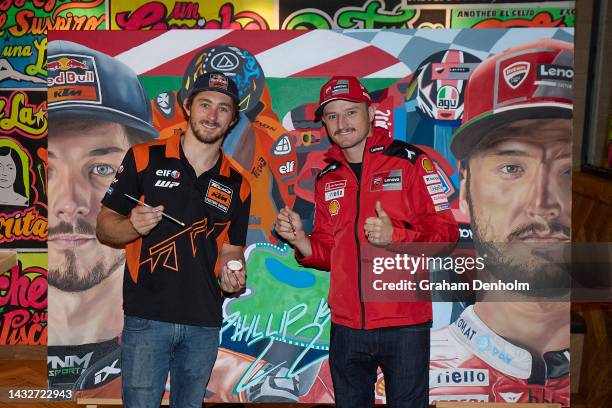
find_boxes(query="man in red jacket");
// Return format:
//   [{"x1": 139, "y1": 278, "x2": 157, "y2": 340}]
[{"x1": 275, "y1": 76, "x2": 458, "y2": 407}]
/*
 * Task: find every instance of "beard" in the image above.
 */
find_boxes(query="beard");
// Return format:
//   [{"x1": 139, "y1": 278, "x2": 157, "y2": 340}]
[
  {"x1": 189, "y1": 115, "x2": 225, "y2": 145},
  {"x1": 48, "y1": 218, "x2": 125, "y2": 292},
  {"x1": 466, "y1": 171, "x2": 571, "y2": 298}
]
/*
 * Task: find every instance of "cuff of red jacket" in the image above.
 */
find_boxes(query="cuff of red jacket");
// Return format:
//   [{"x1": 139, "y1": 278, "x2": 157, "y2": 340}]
[{"x1": 295, "y1": 237, "x2": 331, "y2": 271}]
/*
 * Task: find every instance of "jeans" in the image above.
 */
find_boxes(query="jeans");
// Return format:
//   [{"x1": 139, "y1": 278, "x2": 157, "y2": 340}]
[
  {"x1": 121, "y1": 315, "x2": 219, "y2": 408},
  {"x1": 329, "y1": 323, "x2": 430, "y2": 408}
]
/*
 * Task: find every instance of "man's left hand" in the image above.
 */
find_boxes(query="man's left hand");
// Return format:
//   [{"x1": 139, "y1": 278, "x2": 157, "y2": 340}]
[
  {"x1": 364, "y1": 201, "x2": 393, "y2": 245},
  {"x1": 220, "y1": 264, "x2": 246, "y2": 294}
]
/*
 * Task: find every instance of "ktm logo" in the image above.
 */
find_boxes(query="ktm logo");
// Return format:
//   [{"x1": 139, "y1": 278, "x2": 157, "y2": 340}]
[
  {"x1": 53, "y1": 88, "x2": 81, "y2": 98},
  {"x1": 155, "y1": 180, "x2": 180, "y2": 188},
  {"x1": 210, "y1": 191, "x2": 229, "y2": 204}
]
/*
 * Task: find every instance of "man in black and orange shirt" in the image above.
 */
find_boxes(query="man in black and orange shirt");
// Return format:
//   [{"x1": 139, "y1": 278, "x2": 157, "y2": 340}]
[{"x1": 96, "y1": 72, "x2": 251, "y2": 408}]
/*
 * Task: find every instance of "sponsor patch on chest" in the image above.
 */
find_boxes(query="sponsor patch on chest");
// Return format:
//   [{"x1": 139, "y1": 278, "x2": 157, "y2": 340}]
[
  {"x1": 324, "y1": 180, "x2": 347, "y2": 201},
  {"x1": 325, "y1": 189, "x2": 344, "y2": 201},
  {"x1": 204, "y1": 180, "x2": 233, "y2": 213},
  {"x1": 370, "y1": 169, "x2": 402, "y2": 192},
  {"x1": 328, "y1": 199, "x2": 340, "y2": 216}
]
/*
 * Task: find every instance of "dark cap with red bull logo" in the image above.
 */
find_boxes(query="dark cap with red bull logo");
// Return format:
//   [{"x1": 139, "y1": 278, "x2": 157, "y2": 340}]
[
  {"x1": 179, "y1": 45, "x2": 264, "y2": 114},
  {"x1": 450, "y1": 39, "x2": 573, "y2": 160},
  {"x1": 186, "y1": 72, "x2": 240, "y2": 105},
  {"x1": 47, "y1": 40, "x2": 158, "y2": 138}
]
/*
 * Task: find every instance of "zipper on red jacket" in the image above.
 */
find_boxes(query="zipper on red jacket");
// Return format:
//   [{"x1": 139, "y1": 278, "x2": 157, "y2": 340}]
[
  {"x1": 354, "y1": 180, "x2": 365, "y2": 329},
  {"x1": 355, "y1": 137, "x2": 374, "y2": 330}
]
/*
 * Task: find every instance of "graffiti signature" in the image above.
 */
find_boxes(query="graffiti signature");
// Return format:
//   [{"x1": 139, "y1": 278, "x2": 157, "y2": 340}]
[{"x1": 221, "y1": 299, "x2": 330, "y2": 394}]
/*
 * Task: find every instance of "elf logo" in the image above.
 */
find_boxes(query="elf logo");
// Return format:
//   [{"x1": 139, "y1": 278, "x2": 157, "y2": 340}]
[
  {"x1": 155, "y1": 169, "x2": 181, "y2": 179},
  {"x1": 279, "y1": 160, "x2": 295, "y2": 175},
  {"x1": 155, "y1": 180, "x2": 180, "y2": 188}
]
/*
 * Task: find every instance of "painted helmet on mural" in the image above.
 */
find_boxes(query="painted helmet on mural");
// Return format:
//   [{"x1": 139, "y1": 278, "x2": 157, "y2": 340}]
[
  {"x1": 451, "y1": 38, "x2": 573, "y2": 160},
  {"x1": 415, "y1": 49, "x2": 481, "y2": 122},
  {"x1": 179, "y1": 45, "x2": 265, "y2": 114},
  {"x1": 47, "y1": 40, "x2": 158, "y2": 138}
]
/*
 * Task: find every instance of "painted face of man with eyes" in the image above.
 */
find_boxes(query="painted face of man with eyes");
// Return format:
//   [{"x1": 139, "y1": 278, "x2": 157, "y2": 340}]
[
  {"x1": 48, "y1": 120, "x2": 131, "y2": 292},
  {"x1": 459, "y1": 118, "x2": 572, "y2": 292}
]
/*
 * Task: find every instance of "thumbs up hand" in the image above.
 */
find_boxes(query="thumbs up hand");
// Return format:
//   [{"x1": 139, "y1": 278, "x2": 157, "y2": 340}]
[{"x1": 364, "y1": 201, "x2": 393, "y2": 245}]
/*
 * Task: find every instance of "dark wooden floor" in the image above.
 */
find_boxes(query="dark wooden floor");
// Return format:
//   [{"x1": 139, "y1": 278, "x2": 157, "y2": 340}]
[{"x1": 0, "y1": 346, "x2": 76, "y2": 407}]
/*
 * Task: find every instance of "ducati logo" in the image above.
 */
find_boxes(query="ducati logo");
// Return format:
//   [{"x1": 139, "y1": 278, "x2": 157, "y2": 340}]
[{"x1": 503, "y1": 61, "x2": 530, "y2": 89}]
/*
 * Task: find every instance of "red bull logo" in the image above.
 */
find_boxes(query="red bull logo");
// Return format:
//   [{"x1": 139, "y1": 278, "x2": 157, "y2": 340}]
[
  {"x1": 48, "y1": 71, "x2": 95, "y2": 86},
  {"x1": 209, "y1": 74, "x2": 228, "y2": 90},
  {"x1": 47, "y1": 57, "x2": 89, "y2": 71}
]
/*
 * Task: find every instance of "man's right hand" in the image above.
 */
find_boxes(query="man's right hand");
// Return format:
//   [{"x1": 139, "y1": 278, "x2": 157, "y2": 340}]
[
  {"x1": 275, "y1": 206, "x2": 306, "y2": 244},
  {"x1": 129, "y1": 205, "x2": 164, "y2": 236}
]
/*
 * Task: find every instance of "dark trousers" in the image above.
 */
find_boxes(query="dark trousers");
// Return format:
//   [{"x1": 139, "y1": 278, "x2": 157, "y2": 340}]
[{"x1": 329, "y1": 322, "x2": 430, "y2": 408}]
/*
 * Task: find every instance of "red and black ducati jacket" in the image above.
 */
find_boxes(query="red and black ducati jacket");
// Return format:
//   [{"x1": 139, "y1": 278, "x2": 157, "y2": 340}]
[{"x1": 298, "y1": 127, "x2": 458, "y2": 329}]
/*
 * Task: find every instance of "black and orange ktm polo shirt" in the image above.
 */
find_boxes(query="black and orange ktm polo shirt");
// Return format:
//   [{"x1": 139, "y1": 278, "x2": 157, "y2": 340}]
[{"x1": 101, "y1": 133, "x2": 251, "y2": 327}]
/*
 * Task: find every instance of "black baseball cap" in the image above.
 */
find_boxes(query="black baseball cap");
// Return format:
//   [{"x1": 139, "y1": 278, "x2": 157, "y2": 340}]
[{"x1": 187, "y1": 72, "x2": 240, "y2": 105}]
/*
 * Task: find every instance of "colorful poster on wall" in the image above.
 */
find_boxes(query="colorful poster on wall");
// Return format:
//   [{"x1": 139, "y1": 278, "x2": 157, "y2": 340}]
[
  {"x1": 47, "y1": 27, "x2": 573, "y2": 405},
  {"x1": 0, "y1": 252, "x2": 47, "y2": 345},
  {"x1": 0, "y1": 0, "x2": 107, "y2": 88},
  {"x1": 278, "y1": 1, "x2": 575, "y2": 29},
  {"x1": 0, "y1": 90, "x2": 47, "y2": 249},
  {"x1": 109, "y1": 0, "x2": 276, "y2": 30},
  {"x1": 108, "y1": 1, "x2": 575, "y2": 30},
  {"x1": 279, "y1": 0, "x2": 447, "y2": 29},
  {"x1": 0, "y1": 35, "x2": 47, "y2": 88},
  {"x1": 0, "y1": 0, "x2": 107, "y2": 34}
]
